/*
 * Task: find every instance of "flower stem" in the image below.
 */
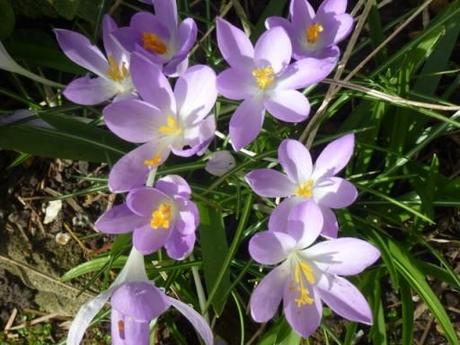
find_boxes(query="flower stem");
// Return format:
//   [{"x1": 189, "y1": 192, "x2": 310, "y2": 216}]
[{"x1": 190, "y1": 253, "x2": 209, "y2": 322}]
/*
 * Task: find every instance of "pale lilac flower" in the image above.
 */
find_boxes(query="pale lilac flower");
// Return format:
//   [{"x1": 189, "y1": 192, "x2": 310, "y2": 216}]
[
  {"x1": 96, "y1": 175, "x2": 198, "y2": 259},
  {"x1": 246, "y1": 135, "x2": 357, "y2": 238},
  {"x1": 205, "y1": 151, "x2": 236, "y2": 176},
  {"x1": 54, "y1": 15, "x2": 133, "y2": 105},
  {"x1": 216, "y1": 18, "x2": 337, "y2": 151},
  {"x1": 266, "y1": 0, "x2": 353, "y2": 59},
  {"x1": 104, "y1": 53, "x2": 217, "y2": 193},
  {"x1": 113, "y1": 0, "x2": 197, "y2": 76},
  {"x1": 249, "y1": 202, "x2": 379, "y2": 338},
  {"x1": 67, "y1": 247, "x2": 213, "y2": 345}
]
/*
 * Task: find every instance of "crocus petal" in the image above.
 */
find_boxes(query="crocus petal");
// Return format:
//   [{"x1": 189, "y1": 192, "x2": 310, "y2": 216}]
[
  {"x1": 111, "y1": 309, "x2": 149, "y2": 345},
  {"x1": 109, "y1": 141, "x2": 169, "y2": 193},
  {"x1": 54, "y1": 29, "x2": 108, "y2": 77},
  {"x1": 216, "y1": 18, "x2": 254, "y2": 67},
  {"x1": 245, "y1": 169, "x2": 296, "y2": 198},
  {"x1": 268, "y1": 197, "x2": 302, "y2": 233},
  {"x1": 313, "y1": 133, "x2": 355, "y2": 179},
  {"x1": 112, "y1": 282, "x2": 169, "y2": 321},
  {"x1": 249, "y1": 231, "x2": 296, "y2": 265},
  {"x1": 153, "y1": 0, "x2": 178, "y2": 32},
  {"x1": 175, "y1": 65, "x2": 217, "y2": 125},
  {"x1": 172, "y1": 115, "x2": 216, "y2": 157},
  {"x1": 332, "y1": 13, "x2": 354, "y2": 44},
  {"x1": 96, "y1": 204, "x2": 142, "y2": 234},
  {"x1": 63, "y1": 76, "x2": 117, "y2": 105},
  {"x1": 314, "y1": 177, "x2": 358, "y2": 208},
  {"x1": 265, "y1": 89, "x2": 310, "y2": 123},
  {"x1": 165, "y1": 230, "x2": 196, "y2": 260},
  {"x1": 278, "y1": 139, "x2": 313, "y2": 183},
  {"x1": 304, "y1": 237, "x2": 380, "y2": 276},
  {"x1": 277, "y1": 56, "x2": 337, "y2": 90},
  {"x1": 250, "y1": 264, "x2": 289, "y2": 322},
  {"x1": 130, "y1": 11, "x2": 170, "y2": 41},
  {"x1": 163, "y1": 54, "x2": 189, "y2": 77},
  {"x1": 104, "y1": 99, "x2": 165, "y2": 143},
  {"x1": 287, "y1": 201, "x2": 323, "y2": 247},
  {"x1": 155, "y1": 175, "x2": 191, "y2": 199},
  {"x1": 318, "y1": 0, "x2": 348, "y2": 15},
  {"x1": 167, "y1": 297, "x2": 214, "y2": 345},
  {"x1": 265, "y1": 16, "x2": 292, "y2": 31},
  {"x1": 216, "y1": 67, "x2": 254, "y2": 100},
  {"x1": 174, "y1": 18, "x2": 198, "y2": 57},
  {"x1": 112, "y1": 27, "x2": 139, "y2": 53},
  {"x1": 102, "y1": 15, "x2": 120, "y2": 58},
  {"x1": 229, "y1": 98, "x2": 265, "y2": 151},
  {"x1": 290, "y1": 0, "x2": 315, "y2": 30},
  {"x1": 317, "y1": 275, "x2": 373, "y2": 324},
  {"x1": 130, "y1": 53, "x2": 176, "y2": 114},
  {"x1": 67, "y1": 289, "x2": 113, "y2": 345},
  {"x1": 254, "y1": 27, "x2": 291, "y2": 73},
  {"x1": 133, "y1": 224, "x2": 171, "y2": 255},
  {"x1": 205, "y1": 151, "x2": 236, "y2": 177},
  {"x1": 173, "y1": 196, "x2": 199, "y2": 235},
  {"x1": 127, "y1": 187, "x2": 171, "y2": 217},
  {"x1": 320, "y1": 206, "x2": 339, "y2": 238},
  {"x1": 283, "y1": 283, "x2": 322, "y2": 338}
]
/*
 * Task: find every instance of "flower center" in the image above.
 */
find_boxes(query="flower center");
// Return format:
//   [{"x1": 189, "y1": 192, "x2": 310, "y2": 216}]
[
  {"x1": 158, "y1": 116, "x2": 182, "y2": 136},
  {"x1": 142, "y1": 32, "x2": 168, "y2": 55},
  {"x1": 107, "y1": 56, "x2": 129, "y2": 82},
  {"x1": 150, "y1": 203, "x2": 173, "y2": 229},
  {"x1": 292, "y1": 261, "x2": 316, "y2": 307},
  {"x1": 144, "y1": 153, "x2": 162, "y2": 168},
  {"x1": 252, "y1": 66, "x2": 275, "y2": 90},
  {"x1": 294, "y1": 179, "x2": 314, "y2": 199},
  {"x1": 305, "y1": 23, "x2": 324, "y2": 44}
]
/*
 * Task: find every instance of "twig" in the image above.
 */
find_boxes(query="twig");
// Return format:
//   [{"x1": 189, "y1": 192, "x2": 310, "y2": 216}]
[{"x1": 4, "y1": 308, "x2": 18, "y2": 332}]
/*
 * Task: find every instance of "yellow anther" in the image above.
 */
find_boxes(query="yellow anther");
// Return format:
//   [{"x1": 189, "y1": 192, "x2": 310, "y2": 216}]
[
  {"x1": 293, "y1": 261, "x2": 316, "y2": 307},
  {"x1": 158, "y1": 116, "x2": 182, "y2": 136},
  {"x1": 142, "y1": 32, "x2": 168, "y2": 55},
  {"x1": 295, "y1": 179, "x2": 314, "y2": 199},
  {"x1": 107, "y1": 56, "x2": 129, "y2": 82},
  {"x1": 305, "y1": 23, "x2": 324, "y2": 44},
  {"x1": 150, "y1": 203, "x2": 173, "y2": 229},
  {"x1": 144, "y1": 154, "x2": 162, "y2": 168},
  {"x1": 252, "y1": 66, "x2": 275, "y2": 90}
]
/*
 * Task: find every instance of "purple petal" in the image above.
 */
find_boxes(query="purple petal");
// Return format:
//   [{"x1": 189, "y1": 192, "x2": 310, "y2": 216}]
[
  {"x1": 111, "y1": 309, "x2": 149, "y2": 345},
  {"x1": 54, "y1": 29, "x2": 108, "y2": 77},
  {"x1": 250, "y1": 264, "x2": 289, "y2": 322},
  {"x1": 216, "y1": 67, "x2": 254, "y2": 100},
  {"x1": 265, "y1": 16, "x2": 292, "y2": 31},
  {"x1": 165, "y1": 231, "x2": 196, "y2": 260},
  {"x1": 304, "y1": 237, "x2": 380, "y2": 276},
  {"x1": 111, "y1": 282, "x2": 169, "y2": 321},
  {"x1": 102, "y1": 15, "x2": 119, "y2": 57},
  {"x1": 155, "y1": 175, "x2": 192, "y2": 199},
  {"x1": 318, "y1": 0, "x2": 348, "y2": 15},
  {"x1": 249, "y1": 231, "x2": 296, "y2": 265},
  {"x1": 163, "y1": 54, "x2": 189, "y2": 77},
  {"x1": 294, "y1": 44, "x2": 340, "y2": 60},
  {"x1": 283, "y1": 282, "x2": 322, "y2": 338},
  {"x1": 130, "y1": 53, "x2": 176, "y2": 114},
  {"x1": 172, "y1": 115, "x2": 216, "y2": 157},
  {"x1": 95, "y1": 204, "x2": 142, "y2": 234},
  {"x1": 265, "y1": 89, "x2": 310, "y2": 123},
  {"x1": 174, "y1": 64, "x2": 217, "y2": 125},
  {"x1": 173, "y1": 196, "x2": 199, "y2": 235},
  {"x1": 127, "y1": 187, "x2": 171, "y2": 217},
  {"x1": 314, "y1": 177, "x2": 358, "y2": 208},
  {"x1": 229, "y1": 98, "x2": 265, "y2": 151},
  {"x1": 153, "y1": 0, "x2": 178, "y2": 32},
  {"x1": 254, "y1": 27, "x2": 291, "y2": 73},
  {"x1": 63, "y1": 76, "x2": 117, "y2": 105},
  {"x1": 320, "y1": 206, "x2": 339, "y2": 238},
  {"x1": 104, "y1": 99, "x2": 164, "y2": 143},
  {"x1": 216, "y1": 18, "x2": 254, "y2": 68},
  {"x1": 278, "y1": 139, "x2": 313, "y2": 183},
  {"x1": 313, "y1": 133, "x2": 355, "y2": 179},
  {"x1": 245, "y1": 169, "x2": 295, "y2": 198},
  {"x1": 317, "y1": 275, "x2": 373, "y2": 324},
  {"x1": 109, "y1": 142, "x2": 169, "y2": 193},
  {"x1": 174, "y1": 18, "x2": 198, "y2": 57},
  {"x1": 167, "y1": 297, "x2": 214, "y2": 345},
  {"x1": 290, "y1": 0, "x2": 315, "y2": 31},
  {"x1": 332, "y1": 13, "x2": 354, "y2": 44},
  {"x1": 268, "y1": 197, "x2": 302, "y2": 233},
  {"x1": 131, "y1": 11, "x2": 170, "y2": 41},
  {"x1": 133, "y1": 223, "x2": 171, "y2": 254},
  {"x1": 205, "y1": 151, "x2": 236, "y2": 177},
  {"x1": 287, "y1": 201, "x2": 323, "y2": 247},
  {"x1": 277, "y1": 56, "x2": 337, "y2": 89}
]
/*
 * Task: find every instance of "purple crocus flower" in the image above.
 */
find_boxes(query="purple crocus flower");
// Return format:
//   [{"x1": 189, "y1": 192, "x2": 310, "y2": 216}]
[
  {"x1": 246, "y1": 134, "x2": 357, "y2": 238},
  {"x1": 266, "y1": 0, "x2": 354, "y2": 59},
  {"x1": 104, "y1": 53, "x2": 217, "y2": 193},
  {"x1": 67, "y1": 247, "x2": 213, "y2": 345},
  {"x1": 96, "y1": 175, "x2": 198, "y2": 259},
  {"x1": 249, "y1": 201, "x2": 380, "y2": 338},
  {"x1": 113, "y1": 0, "x2": 197, "y2": 76},
  {"x1": 54, "y1": 15, "x2": 134, "y2": 105},
  {"x1": 216, "y1": 18, "x2": 337, "y2": 151}
]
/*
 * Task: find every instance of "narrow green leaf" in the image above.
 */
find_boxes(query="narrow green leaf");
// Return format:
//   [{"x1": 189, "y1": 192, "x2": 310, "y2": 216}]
[{"x1": 0, "y1": 0, "x2": 15, "y2": 40}]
